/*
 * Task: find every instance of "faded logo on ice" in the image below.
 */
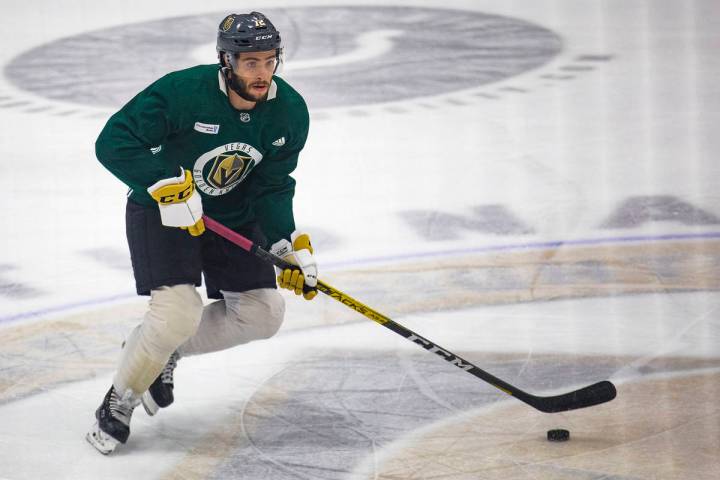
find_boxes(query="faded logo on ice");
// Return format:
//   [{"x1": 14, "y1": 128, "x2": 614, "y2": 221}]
[
  {"x1": 5, "y1": 6, "x2": 562, "y2": 109},
  {"x1": 193, "y1": 142, "x2": 263, "y2": 196}
]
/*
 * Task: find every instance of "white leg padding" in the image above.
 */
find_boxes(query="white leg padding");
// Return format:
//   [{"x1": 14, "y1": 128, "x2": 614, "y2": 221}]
[
  {"x1": 177, "y1": 288, "x2": 285, "y2": 357},
  {"x1": 114, "y1": 284, "x2": 203, "y2": 394}
]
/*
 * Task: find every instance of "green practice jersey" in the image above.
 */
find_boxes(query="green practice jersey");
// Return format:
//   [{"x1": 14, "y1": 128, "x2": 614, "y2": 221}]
[{"x1": 95, "y1": 64, "x2": 309, "y2": 246}]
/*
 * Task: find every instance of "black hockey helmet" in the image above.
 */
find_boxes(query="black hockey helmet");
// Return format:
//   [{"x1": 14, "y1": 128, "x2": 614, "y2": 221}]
[{"x1": 216, "y1": 12, "x2": 283, "y2": 70}]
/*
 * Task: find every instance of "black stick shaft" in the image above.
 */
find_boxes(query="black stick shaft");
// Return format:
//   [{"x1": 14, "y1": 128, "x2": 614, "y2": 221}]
[{"x1": 203, "y1": 215, "x2": 617, "y2": 413}]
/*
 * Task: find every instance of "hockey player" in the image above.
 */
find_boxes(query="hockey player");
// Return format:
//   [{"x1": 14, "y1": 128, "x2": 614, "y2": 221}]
[{"x1": 86, "y1": 12, "x2": 317, "y2": 454}]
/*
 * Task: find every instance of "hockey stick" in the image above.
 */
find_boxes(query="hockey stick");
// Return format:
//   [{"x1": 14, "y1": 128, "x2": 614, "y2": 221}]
[{"x1": 202, "y1": 215, "x2": 616, "y2": 413}]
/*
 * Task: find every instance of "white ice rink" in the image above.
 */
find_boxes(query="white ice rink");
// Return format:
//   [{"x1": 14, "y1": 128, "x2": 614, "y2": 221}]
[{"x1": 1, "y1": 1, "x2": 719, "y2": 479}]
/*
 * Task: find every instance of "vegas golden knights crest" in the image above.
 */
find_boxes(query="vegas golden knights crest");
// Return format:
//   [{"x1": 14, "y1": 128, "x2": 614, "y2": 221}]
[
  {"x1": 193, "y1": 142, "x2": 263, "y2": 196},
  {"x1": 208, "y1": 152, "x2": 252, "y2": 189}
]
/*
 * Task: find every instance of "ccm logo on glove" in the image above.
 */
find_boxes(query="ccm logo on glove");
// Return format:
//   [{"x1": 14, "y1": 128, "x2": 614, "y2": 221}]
[
  {"x1": 147, "y1": 168, "x2": 205, "y2": 236},
  {"x1": 154, "y1": 183, "x2": 194, "y2": 204}
]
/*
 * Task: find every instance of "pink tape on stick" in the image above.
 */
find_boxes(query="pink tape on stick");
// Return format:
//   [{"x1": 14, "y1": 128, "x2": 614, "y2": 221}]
[{"x1": 202, "y1": 215, "x2": 254, "y2": 252}]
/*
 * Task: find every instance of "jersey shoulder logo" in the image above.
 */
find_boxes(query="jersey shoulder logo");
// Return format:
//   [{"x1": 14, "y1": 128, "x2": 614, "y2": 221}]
[
  {"x1": 193, "y1": 142, "x2": 263, "y2": 196},
  {"x1": 271, "y1": 136, "x2": 285, "y2": 147}
]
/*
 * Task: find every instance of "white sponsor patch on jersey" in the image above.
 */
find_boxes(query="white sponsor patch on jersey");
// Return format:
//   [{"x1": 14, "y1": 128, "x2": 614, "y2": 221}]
[
  {"x1": 272, "y1": 137, "x2": 286, "y2": 147},
  {"x1": 194, "y1": 122, "x2": 220, "y2": 134}
]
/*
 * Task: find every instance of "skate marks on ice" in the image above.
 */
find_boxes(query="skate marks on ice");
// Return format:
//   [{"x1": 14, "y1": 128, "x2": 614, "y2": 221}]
[
  {"x1": 0, "y1": 264, "x2": 44, "y2": 299},
  {"x1": 319, "y1": 237, "x2": 720, "y2": 322},
  {"x1": 1, "y1": 236, "x2": 717, "y2": 405},
  {"x1": 352, "y1": 370, "x2": 720, "y2": 480},
  {"x1": 1, "y1": 196, "x2": 716, "y2": 317},
  {"x1": 0, "y1": 240, "x2": 716, "y2": 477},
  {"x1": 0, "y1": 301, "x2": 144, "y2": 404},
  {"x1": 160, "y1": 351, "x2": 720, "y2": 480}
]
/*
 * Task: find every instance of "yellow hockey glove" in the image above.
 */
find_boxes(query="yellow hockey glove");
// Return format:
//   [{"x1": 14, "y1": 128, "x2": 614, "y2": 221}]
[
  {"x1": 147, "y1": 168, "x2": 205, "y2": 236},
  {"x1": 270, "y1": 232, "x2": 318, "y2": 300}
]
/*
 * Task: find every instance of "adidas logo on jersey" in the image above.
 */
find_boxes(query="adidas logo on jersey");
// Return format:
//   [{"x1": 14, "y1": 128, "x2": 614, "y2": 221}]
[{"x1": 272, "y1": 137, "x2": 286, "y2": 147}]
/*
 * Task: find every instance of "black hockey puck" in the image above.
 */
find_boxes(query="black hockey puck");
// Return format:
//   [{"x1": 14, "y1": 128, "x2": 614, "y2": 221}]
[{"x1": 547, "y1": 429, "x2": 570, "y2": 442}]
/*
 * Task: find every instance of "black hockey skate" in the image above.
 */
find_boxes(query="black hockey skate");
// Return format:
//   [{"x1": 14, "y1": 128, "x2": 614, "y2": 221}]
[
  {"x1": 86, "y1": 385, "x2": 138, "y2": 455},
  {"x1": 142, "y1": 352, "x2": 179, "y2": 416}
]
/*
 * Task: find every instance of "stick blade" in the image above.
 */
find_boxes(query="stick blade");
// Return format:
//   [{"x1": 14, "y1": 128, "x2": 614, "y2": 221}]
[{"x1": 532, "y1": 380, "x2": 617, "y2": 413}]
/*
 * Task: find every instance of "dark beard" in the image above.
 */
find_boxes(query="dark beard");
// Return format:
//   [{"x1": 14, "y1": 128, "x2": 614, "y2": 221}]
[{"x1": 225, "y1": 70, "x2": 269, "y2": 103}]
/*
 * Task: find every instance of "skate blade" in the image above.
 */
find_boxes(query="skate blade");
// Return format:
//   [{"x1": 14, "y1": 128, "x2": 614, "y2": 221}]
[
  {"x1": 141, "y1": 391, "x2": 159, "y2": 416},
  {"x1": 86, "y1": 422, "x2": 120, "y2": 455}
]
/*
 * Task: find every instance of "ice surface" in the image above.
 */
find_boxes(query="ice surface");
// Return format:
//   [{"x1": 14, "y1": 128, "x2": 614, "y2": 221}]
[{"x1": 0, "y1": 0, "x2": 718, "y2": 479}]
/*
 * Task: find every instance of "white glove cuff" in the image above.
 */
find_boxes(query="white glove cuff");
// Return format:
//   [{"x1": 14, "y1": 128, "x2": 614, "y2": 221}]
[
  {"x1": 158, "y1": 190, "x2": 203, "y2": 227},
  {"x1": 294, "y1": 249, "x2": 318, "y2": 287},
  {"x1": 147, "y1": 167, "x2": 185, "y2": 193},
  {"x1": 269, "y1": 238, "x2": 293, "y2": 258}
]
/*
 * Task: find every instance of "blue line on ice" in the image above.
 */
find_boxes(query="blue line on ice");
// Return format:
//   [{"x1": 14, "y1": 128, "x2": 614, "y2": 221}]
[
  {"x1": 325, "y1": 231, "x2": 720, "y2": 269},
  {"x1": 2, "y1": 231, "x2": 718, "y2": 325}
]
